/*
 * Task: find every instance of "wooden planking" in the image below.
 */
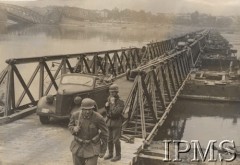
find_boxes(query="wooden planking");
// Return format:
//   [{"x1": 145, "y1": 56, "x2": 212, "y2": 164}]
[{"x1": 98, "y1": 138, "x2": 143, "y2": 165}]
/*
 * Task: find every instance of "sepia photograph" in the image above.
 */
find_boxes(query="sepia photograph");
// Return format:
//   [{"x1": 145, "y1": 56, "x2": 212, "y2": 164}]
[{"x1": 0, "y1": 0, "x2": 240, "y2": 164}]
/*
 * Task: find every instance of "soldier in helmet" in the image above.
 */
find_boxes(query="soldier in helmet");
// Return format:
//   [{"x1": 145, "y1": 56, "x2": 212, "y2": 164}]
[
  {"x1": 46, "y1": 95, "x2": 54, "y2": 104},
  {"x1": 68, "y1": 98, "x2": 108, "y2": 165},
  {"x1": 104, "y1": 84, "x2": 124, "y2": 162}
]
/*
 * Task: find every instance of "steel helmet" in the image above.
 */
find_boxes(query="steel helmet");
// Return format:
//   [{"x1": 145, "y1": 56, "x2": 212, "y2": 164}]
[
  {"x1": 74, "y1": 96, "x2": 82, "y2": 105},
  {"x1": 109, "y1": 84, "x2": 119, "y2": 92},
  {"x1": 81, "y1": 98, "x2": 96, "y2": 110},
  {"x1": 46, "y1": 95, "x2": 54, "y2": 103}
]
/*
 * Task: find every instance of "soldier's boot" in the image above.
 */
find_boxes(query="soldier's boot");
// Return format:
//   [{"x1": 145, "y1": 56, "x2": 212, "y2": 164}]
[
  {"x1": 104, "y1": 142, "x2": 113, "y2": 160},
  {"x1": 111, "y1": 142, "x2": 121, "y2": 162}
]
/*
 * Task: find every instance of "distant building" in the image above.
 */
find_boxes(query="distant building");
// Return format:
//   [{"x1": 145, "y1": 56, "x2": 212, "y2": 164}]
[
  {"x1": 95, "y1": 10, "x2": 108, "y2": 18},
  {"x1": 175, "y1": 13, "x2": 191, "y2": 20}
]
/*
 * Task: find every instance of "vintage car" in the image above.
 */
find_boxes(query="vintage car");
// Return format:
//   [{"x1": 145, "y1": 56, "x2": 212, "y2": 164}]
[{"x1": 36, "y1": 73, "x2": 113, "y2": 124}]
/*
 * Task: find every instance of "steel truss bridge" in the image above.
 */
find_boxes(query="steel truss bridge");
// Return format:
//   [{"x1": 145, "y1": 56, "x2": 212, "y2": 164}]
[
  {"x1": 0, "y1": 29, "x2": 208, "y2": 147},
  {"x1": 0, "y1": 3, "x2": 45, "y2": 24},
  {"x1": 0, "y1": 3, "x2": 99, "y2": 24}
]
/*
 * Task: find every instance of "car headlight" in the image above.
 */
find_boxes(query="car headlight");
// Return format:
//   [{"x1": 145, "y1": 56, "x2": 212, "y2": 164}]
[{"x1": 41, "y1": 108, "x2": 50, "y2": 113}]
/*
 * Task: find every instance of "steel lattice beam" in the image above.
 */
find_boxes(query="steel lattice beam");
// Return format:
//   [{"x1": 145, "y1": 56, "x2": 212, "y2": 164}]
[{"x1": 0, "y1": 30, "x2": 208, "y2": 118}]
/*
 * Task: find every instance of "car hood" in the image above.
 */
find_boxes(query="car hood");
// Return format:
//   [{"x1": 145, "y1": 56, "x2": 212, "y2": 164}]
[{"x1": 58, "y1": 84, "x2": 93, "y2": 95}]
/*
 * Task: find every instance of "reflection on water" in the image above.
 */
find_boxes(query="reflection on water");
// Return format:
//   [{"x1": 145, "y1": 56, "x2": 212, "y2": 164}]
[
  {"x1": 0, "y1": 23, "x2": 201, "y2": 71},
  {"x1": 0, "y1": 23, "x2": 195, "y2": 42},
  {"x1": 0, "y1": 23, "x2": 202, "y2": 107},
  {"x1": 222, "y1": 32, "x2": 240, "y2": 59},
  {"x1": 154, "y1": 100, "x2": 240, "y2": 147},
  {"x1": 1, "y1": 23, "x2": 240, "y2": 146},
  {"x1": 9, "y1": 25, "x2": 166, "y2": 42}
]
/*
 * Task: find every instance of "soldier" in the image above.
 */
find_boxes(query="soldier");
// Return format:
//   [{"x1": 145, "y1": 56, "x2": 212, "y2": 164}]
[
  {"x1": 104, "y1": 84, "x2": 124, "y2": 162},
  {"x1": 46, "y1": 95, "x2": 54, "y2": 104},
  {"x1": 68, "y1": 98, "x2": 108, "y2": 165}
]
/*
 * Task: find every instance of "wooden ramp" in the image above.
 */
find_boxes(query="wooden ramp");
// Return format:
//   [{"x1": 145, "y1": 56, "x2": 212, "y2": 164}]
[{"x1": 98, "y1": 138, "x2": 143, "y2": 165}]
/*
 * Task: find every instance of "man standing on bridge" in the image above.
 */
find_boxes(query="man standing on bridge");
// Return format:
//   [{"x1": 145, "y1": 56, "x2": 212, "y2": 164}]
[
  {"x1": 68, "y1": 98, "x2": 108, "y2": 165},
  {"x1": 104, "y1": 84, "x2": 124, "y2": 162}
]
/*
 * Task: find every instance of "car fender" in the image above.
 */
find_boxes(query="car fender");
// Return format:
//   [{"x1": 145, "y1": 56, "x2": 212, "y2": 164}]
[{"x1": 36, "y1": 96, "x2": 56, "y2": 115}]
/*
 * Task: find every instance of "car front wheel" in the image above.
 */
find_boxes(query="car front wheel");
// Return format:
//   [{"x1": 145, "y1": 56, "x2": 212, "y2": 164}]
[{"x1": 39, "y1": 116, "x2": 50, "y2": 124}]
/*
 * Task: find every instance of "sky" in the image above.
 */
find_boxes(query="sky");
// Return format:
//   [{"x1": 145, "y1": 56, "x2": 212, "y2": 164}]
[{"x1": 0, "y1": 0, "x2": 240, "y2": 16}]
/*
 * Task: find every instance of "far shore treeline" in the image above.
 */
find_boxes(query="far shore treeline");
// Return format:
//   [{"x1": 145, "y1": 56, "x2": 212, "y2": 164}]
[{"x1": 0, "y1": 5, "x2": 239, "y2": 27}]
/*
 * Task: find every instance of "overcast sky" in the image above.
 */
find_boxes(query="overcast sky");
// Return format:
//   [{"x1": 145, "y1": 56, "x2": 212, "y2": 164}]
[{"x1": 1, "y1": 0, "x2": 240, "y2": 16}]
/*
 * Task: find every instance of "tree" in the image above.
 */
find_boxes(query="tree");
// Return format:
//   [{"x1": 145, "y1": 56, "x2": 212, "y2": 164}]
[
  {"x1": 191, "y1": 11, "x2": 199, "y2": 25},
  {"x1": 111, "y1": 7, "x2": 120, "y2": 20}
]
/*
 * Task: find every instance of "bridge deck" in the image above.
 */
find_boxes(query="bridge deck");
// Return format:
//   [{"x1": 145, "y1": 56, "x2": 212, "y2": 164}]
[
  {"x1": 0, "y1": 29, "x2": 208, "y2": 164},
  {"x1": 115, "y1": 75, "x2": 134, "y2": 101},
  {"x1": 0, "y1": 76, "x2": 143, "y2": 165}
]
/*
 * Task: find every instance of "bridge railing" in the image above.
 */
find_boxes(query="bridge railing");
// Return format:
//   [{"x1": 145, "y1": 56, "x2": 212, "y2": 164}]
[
  {"x1": 0, "y1": 30, "x2": 207, "y2": 117},
  {"x1": 121, "y1": 50, "x2": 190, "y2": 138},
  {"x1": 121, "y1": 31, "x2": 208, "y2": 140},
  {"x1": 0, "y1": 47, "x2": 144, "y2": 116},
  {"x1": 141, "y1": 29, "x2": 208, "y2": 62}
]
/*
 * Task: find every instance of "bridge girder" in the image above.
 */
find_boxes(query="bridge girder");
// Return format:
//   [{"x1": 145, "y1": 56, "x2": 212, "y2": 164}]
[
  {"x1": 0, "y1": 3, "x2": 45, "y2": 24},
  {"x1": 0, "y1": 30, "x2": 208, "y2": 126}
]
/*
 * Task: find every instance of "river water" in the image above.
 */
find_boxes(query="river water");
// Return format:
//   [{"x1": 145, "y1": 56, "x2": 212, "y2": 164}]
[
  {"x1": 154, "y1": 100, "x2": 240, "y2": 148},
  {"x1": 0, "y1": 23, "x2": 240, "y2": 146},
  {"x1": 0, "y1": 23, "x2": 200, "y2": 101},
  {"x1": 154, "y1": 30, "x2": 240, "y2": 147},
  {"x1": 0, "y1": 23, "x2": 198, "y2": 71}
]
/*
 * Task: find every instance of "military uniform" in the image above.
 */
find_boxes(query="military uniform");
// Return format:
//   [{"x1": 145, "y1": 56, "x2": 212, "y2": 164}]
[
  {"x1": 106, "y1": 96, "x2": 124, "y2": 128},
  {"x1": 105, "y1": 95, "x2": 124, "y2": 161},
  {"x1": 69, "y1": 110, "x2": 108, "y2": 165}
]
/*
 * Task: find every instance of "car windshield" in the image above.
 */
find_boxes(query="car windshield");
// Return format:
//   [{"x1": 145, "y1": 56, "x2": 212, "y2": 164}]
[{"x1": 61, "y1": 75, "x2": 94, "y2": 87}]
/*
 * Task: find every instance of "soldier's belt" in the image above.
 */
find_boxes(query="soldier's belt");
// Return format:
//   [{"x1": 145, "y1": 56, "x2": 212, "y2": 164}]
[{"x1": 74, "y1": 134, "x2": 100, "y2": 144}]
